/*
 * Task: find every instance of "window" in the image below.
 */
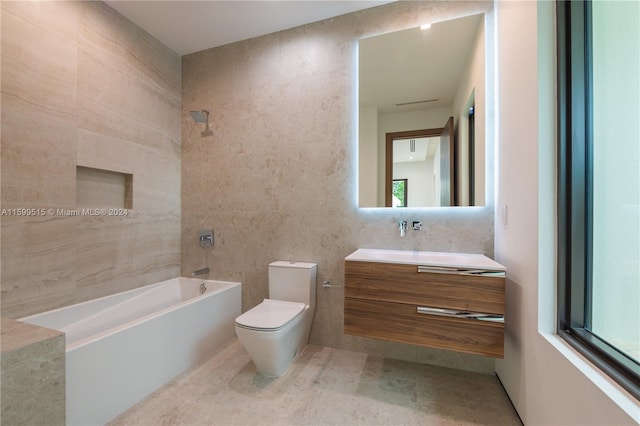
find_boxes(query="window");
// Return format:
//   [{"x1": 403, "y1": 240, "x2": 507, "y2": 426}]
[
  {"x1": 392, "y1": 179, "x2": 408, "y2": 207},
  {"x1": 557, "y1": 0, "x2": 639, "y2": 399}
]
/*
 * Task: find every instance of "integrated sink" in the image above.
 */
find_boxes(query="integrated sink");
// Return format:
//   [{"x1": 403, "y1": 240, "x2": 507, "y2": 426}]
[{"x1": 345, "y1": 248, "x2": 506, "y2": 272}]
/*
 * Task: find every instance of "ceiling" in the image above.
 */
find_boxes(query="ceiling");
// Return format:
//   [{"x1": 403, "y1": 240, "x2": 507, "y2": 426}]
[
  {"x1": 104, "y1": 0, "x2": 395, "y2": 56},
  {"x1": 359, "y1": 13, "x2": 483, "y2": 113},
  {"x1": 393, "y1": 137, "x2": 439, "y2": 163}
]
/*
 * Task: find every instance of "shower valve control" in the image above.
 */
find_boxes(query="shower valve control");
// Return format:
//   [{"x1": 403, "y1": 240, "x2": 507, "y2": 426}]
[{"x1": 199, "y1": 230, "x2": 214, "y2": 247}]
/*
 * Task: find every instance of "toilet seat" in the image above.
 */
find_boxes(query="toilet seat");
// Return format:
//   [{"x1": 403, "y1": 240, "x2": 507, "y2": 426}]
[{"x1": 235, "y1": 299, "x2": 305, "y2": 332}]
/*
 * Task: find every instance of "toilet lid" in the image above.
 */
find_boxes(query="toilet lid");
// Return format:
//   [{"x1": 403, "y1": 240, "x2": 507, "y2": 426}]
[{"x1": 235, "y1": 299, "x2": 305, "y2": 331}]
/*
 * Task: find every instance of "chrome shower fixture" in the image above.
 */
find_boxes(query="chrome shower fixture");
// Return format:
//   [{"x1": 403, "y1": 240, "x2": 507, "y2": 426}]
[
  {"x1": 189, "y1": 110, "x2": 209, "y2": 123},
  {"x1": 199, "y1": 229, "x2": 213, "y2": 247},
  {"x1": 190, "y1": 110, "x2": 213, "y2": 137}
]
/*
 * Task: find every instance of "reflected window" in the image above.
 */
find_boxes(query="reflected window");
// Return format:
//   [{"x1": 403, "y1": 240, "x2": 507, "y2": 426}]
[{"x1": 392, "y1": 179, "x2": 408, "y2": 207}]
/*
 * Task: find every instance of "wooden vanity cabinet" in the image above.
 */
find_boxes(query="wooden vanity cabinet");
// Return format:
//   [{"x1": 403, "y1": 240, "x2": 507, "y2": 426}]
[{"x1": 344, "y1": 259, "x2": 505, "y2": 358}]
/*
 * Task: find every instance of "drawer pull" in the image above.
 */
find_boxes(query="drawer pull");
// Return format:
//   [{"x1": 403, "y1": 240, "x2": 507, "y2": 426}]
[
  {"x1": 417, "y1": 265, "x2": 505, "y2": 277},
  {"x1": 416, "y1": 306, "x2": 504, "y2": 323}
]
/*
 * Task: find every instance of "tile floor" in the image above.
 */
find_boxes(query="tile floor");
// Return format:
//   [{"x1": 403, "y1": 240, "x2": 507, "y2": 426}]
[{"x1": 110, "y1": 339, "x2": 522, "y2": 426}]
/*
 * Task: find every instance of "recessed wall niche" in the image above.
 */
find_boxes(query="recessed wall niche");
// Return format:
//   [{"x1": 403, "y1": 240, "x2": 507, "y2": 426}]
[{"x1": 76, "y1": 166, "x2": 133, "y2": 209}]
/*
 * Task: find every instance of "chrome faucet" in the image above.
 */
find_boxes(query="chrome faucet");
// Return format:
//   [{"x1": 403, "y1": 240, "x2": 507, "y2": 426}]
[
  {"x1": 398, "y1": 220, "x2": 408, "y2": 237},
  {"x1": 199, "y1": 230, "x2": 213, "y2": 247},
  {"x1": 192, "y1": 267, "x2": 209, "y2": 276}
]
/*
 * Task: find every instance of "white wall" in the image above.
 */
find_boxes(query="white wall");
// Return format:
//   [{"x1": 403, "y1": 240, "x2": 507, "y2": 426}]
[
  {"x1": 494, "y1": 1, "x2": 639, "y2": 425},
  {"x1": 358, "y1": 106, "x2": 379, "y2": 207},
  {"x1": 453, "y1": 17, "x2": 485, "y2": 206},
  {"x1": 393, "y1": 160, "x2": 435, "y2": 207}
]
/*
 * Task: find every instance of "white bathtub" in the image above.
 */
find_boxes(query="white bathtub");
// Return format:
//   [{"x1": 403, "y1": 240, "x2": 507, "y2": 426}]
[{"x1": 20, "y1": 277, "x2": 241, "y2": 426}]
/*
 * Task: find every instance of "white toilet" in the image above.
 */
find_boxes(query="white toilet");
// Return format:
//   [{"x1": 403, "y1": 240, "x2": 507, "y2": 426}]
[{"x1": 235, "y1": 261, "x2": 317, "y2": 377}]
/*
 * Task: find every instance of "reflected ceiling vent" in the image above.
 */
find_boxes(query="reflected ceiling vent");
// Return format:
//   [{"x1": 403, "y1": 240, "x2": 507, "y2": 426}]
[{"x1": 395, "y1": 98, "x2": 439, "y2": 107}]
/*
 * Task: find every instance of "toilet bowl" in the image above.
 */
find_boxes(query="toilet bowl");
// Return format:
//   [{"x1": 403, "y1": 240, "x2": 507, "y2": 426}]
[{"x1": 235, "y1": 261, "x2": 317, "y2": 377}]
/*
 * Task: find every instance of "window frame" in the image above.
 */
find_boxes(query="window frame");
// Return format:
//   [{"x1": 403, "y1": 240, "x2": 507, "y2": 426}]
[{"x1": 556, "y1": 0, "x2": 640, "y2": 400}]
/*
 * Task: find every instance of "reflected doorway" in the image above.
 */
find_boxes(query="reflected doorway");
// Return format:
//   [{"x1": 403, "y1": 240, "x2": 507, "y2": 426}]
[{"x1": 385, "y1": 117, "x2": 455, "y2": 207}]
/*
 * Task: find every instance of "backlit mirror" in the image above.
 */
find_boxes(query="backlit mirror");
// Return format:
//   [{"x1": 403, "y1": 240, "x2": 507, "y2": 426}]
[{"x1": 358, "y1": 13, "x2": 486, "y2": 207}]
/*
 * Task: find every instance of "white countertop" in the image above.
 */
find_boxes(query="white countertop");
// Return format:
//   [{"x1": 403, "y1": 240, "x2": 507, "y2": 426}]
[{"x1": 345, "y1": 248, "x2": 506, "y2": 272}]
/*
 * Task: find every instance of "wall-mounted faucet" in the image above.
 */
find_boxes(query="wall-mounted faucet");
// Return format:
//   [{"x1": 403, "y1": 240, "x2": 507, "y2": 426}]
[
  {"x1": 199, "y1": 230, "x2": 213, "y2": 247},
  {"x1": 192, "y1": 267, "x2": 209, "y2": 276},
  {"x1": 398, "y1": 221, "x2": 408, "y2": 237}
]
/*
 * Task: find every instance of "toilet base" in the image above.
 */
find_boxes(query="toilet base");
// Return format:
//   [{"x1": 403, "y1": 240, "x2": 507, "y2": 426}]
[{"x1": 235, "y1": 307, "x2": 312, "y2": 377}]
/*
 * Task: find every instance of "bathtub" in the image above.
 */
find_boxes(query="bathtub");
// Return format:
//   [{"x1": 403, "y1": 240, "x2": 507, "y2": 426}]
[{"x1": 20, "y1": 277, "x2": 241, "y2": 426}]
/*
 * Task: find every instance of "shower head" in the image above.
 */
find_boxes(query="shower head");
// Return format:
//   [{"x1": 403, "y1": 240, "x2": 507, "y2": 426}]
[{"x1": 189, "y1": 110, "x2": 209, "y2": 123}]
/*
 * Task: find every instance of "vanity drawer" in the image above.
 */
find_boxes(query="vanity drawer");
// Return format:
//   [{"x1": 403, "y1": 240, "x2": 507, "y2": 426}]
[
  {"x1": 345, "y1": 297, "x2": 504, "y2": 358},
  {"x1": 345, "y1": 260, "x2": 505, "y2": 315}
]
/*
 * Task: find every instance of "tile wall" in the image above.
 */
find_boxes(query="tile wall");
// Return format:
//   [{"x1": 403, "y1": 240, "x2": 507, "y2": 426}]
[
  {"x1": 181, "y1": 1, "x2": 497, "y2": 373},
  {"x1": 1, "y1": 319, "x2": 65, "y2": 425},
  {"x1": 1, "y1": 1, "x2": 182, "y2": 318}
]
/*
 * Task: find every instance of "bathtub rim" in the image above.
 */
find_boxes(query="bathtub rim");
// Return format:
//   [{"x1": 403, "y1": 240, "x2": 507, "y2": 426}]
[{"x1": 19, "y1": 277, "x2": 241, "y2": 351}]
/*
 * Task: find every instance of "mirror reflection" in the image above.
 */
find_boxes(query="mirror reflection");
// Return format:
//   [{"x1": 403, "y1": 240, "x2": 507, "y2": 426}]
[{"x1": 358, "y1": 13, "x2": 486, "y2": 207}]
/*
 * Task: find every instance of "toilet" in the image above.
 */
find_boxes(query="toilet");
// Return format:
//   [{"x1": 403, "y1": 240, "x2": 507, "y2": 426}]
[{"x1": 235, "y1": 261, "x2": 317, "y2": 377}]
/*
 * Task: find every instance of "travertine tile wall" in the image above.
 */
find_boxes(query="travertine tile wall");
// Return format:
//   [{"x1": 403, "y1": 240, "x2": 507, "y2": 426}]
[
  {"x1": 1, "y1": 1, "x2": 182, "y2": 318},
  {"x1": 182, "y1": 1, "x2": 497, "y2": 373},
  {"x1": 1, "y1": 319, "x2": 65, "y2": 425}
]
